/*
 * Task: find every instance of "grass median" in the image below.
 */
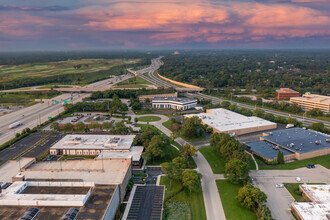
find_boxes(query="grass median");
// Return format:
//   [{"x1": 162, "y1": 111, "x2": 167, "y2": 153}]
[{"x1": 138, "y1": 116, "x2": 161, "y2": 122}]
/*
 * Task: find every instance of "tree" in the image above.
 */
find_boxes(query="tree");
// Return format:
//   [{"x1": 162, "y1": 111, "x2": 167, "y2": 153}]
[
  {"x1": 170, "y1": 123, "x2": 181, "y2": 133},
  {"x1": 50, "y1": 122, "x2": 59, "y2": 131},
  {"x1": 307, "y1": 108, "x2": 323, "y2": 117},
  {"x1": 143, "y1": 135, "x2": 169, "y2": 162},
  {"x1": 287, "y1": 118, "x2": 300, "y2": 127},
  {"x1": 145, "y1": 98, "x2": 151, "y2": 104},
  {"x1": 253, "y1": 108, "x2": 265, "y2": 117},
  {"x1": 182, "y1": 116, "x2": 203, "y2": 138},
  {"x1": 76, "y1": 122, "x2": 85, "y2": 131},
  {"x1": 172, "y1": 156, "x2": 187, "y2": 169},
  {"x1": 88, "y1": 122, "x2": 100, "y2": 130},
  {"x1": 102, "y1": 121, "x2": 111, "y2": 130},
  {"x1": 63, "y1": 123, "x2": 73, "y2": 131},
  {"x1": 181, "y1": 144, "x2": 197, "y2": 166},
  {"x1": 256, "y1": 204, "x2": 273, "y2": 220},
  {"x1": 182, "y1": 169, "x2": 201, "y2": 193},
  {"x1": 134, "y1": 117, "x2": 138, "y2": 123},
  {"x1": 310, "y1": 122, "x2": 326, "y2": 133},
  {"x1": 237, "y1": 185, "x2": 267, "y2": 210},
  {"x1": 225, "y1": 159, "x2": 249, "y2": 184},
  {"x1": 277, "y1": 150, "x2": 284, "y2": 164},
  {"x1": 128, "y1": 116, "x2": 132, "y2": 122},
  {"x1": 161, "y1": 161, "x2": 183, "y2": 183}
]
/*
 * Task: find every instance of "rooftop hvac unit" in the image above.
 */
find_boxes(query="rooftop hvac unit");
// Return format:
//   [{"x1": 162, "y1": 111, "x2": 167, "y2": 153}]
[
  {"x1": 290, "y1": 143, "x2": 294, "y2": 147},
  {"x1": 269, "y1": 132, "x2": 272, "y2": 135},
  {"x1": 326, "y1": 139, "x2": 330, "y2": 143},
  {"x1": 315, "y1": 141, "x2": 320, "y2": 145}
]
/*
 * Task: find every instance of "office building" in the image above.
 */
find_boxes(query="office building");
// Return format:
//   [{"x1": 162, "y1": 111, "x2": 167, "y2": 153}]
[
  {"x1": 275, "y1": 88, "x2": 299, "y2": 100},
  {"x1": 290, "y1": 93, "x2": 330, "y2": 114},
  {"x1": 152, "y1": 97, "x2": 197, "y2": 110}
]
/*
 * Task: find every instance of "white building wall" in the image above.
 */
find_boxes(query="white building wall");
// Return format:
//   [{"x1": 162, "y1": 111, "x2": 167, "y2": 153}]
[{"x1": 102, "y1": 186, "x2": 120, "y2": 220}]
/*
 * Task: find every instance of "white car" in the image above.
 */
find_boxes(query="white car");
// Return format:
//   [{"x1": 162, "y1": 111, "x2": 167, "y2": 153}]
[
  {"x1": 296, "y1": 177, "x2": 301, "y2": 182},
  {"x1": 276, "y1": 184, "x2": 284, "y2": 188}
]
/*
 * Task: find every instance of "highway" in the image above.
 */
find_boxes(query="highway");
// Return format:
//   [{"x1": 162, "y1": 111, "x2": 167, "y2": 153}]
[{"x1": 185, "y1": 92, "x2": 330, "y2": 127}]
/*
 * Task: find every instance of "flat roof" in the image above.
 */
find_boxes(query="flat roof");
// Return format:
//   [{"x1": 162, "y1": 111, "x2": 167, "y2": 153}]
[
  {"x1": 276, "y1": 88, "x2": 298, "y2": 93},
  {"x1": 0, "y1": 158, "x2": 35, "y2": 183},
  {"x1": 263, "y1": 128, "x2": 330, "y2": 154},
  {"x1": 152, "y1": 97, "x2": 197, "y2": 104},
  {"x1": 51, "y1": 134, "x2": 135, "y2": 151},
  {"x1": 186, "y1": 108, "x2": 276, "y2": 133},
  {"x1": 291, "y1": 93, "x2": 330, "y2": 105},
  {"x1": 246, "y1": 141, "x2": 294, "y2": 160},
  {"x1": 300, "y1": 185, "x2": 330, "y2": 204},
  {"x1": 96, "y1": 146, "x2": 144, "y2": 162},
  {"x1": 21, "y1": 158, "x2": 131, "y2": 185},
  {"x1": 292, "y1": 202, "x2": 330, "y2": 220}
]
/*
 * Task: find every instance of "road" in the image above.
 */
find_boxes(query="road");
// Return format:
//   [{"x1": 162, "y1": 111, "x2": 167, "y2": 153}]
[
  {"x1": 185, "y1": 92, "x2": 330, "y2": 127},
  {"x1": 250, "y1": 165, "x2": 330, "y2": 220}
]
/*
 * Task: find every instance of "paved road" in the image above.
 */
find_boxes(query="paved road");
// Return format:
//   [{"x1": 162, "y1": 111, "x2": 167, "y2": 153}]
[
  {"x1": 250, "y1": 165, "x2": 330, "y2": 220},
  {"x1": 186, "y1": 92, "x2": 330, "y2": 127}
]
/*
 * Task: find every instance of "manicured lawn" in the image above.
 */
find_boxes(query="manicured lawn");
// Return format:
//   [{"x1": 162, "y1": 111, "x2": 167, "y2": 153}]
[
  {"x1": 114, "y1": 76, "x2": 151, "y2": 88},
  {"x1": 138, "y1": 116, "x2": 161, "y2": 122},
  {"x1": 0, "y1": 91, "x2": 61, "y2": 106},
  {"x1": 216, "y1": 180, "x2": 257, "y2": 220},
  {"x1": 146, "y1": 144, "x2": 180, "y2": 165},
  {"x1": 199, "y1": 146, "x2": 226, "y2": 174},
  {"x1": 161, "y1": 176, "x2": 206, "y2": 220},
  {"x1": 162, "y1": 119, "x2": 172, "y2": 130},
  {"x1": 284, "y1": 183, "x2": 326, "y2": 201},
  {"x1": 258, "y1": 154, "x2": 330, "y2": 170}
]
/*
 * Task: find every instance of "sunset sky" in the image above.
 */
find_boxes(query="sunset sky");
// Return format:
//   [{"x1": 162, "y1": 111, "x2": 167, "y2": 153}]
[{"x1": 1, "y1": 0, "x2": 330, "y2": 50}]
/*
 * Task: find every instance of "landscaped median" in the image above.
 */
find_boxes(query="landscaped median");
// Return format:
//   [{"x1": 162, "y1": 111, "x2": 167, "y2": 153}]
[
  {"x1": 284, "y1": 183, "x2": 326, "y2": 202},
  {"x1": 137, "y1": 116, "x2": 161, "y2": 122},
  {"x1": 160, "y1": 176, "x2": 206, "y2": 220}
]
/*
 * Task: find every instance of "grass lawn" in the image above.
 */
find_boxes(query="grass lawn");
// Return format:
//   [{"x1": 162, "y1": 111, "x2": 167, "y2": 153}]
[
  {"x1": 114, "y1": 76, "x2": 151, "y2": 88},
  {"x1": 216, "y1": 180, "x2": 257, "y2": 220},
  {"x1": 162, "y1": 119, "x2": 172, "y2": 130},
  {"x1": 146, "y1": 144, "x2": 180, "y2": 165},
  {"x1": 138, "y1": 116, "x2": 161, "y2": 122},
  {"x1": 199, "y1": 146, "x2": 226, "y2": 174},
  {"x1": 0, "y1": 91, "x2": 61, "y2": 106},
  {"x1": 161, "y1": 176, "x2": 206, "y2": 220},
  {"x1": 284, "y1": 183, "x2": 326, "y2": 201},
  {"x1": 258, "y1": 154, "x2": 330, "y2": 170}
]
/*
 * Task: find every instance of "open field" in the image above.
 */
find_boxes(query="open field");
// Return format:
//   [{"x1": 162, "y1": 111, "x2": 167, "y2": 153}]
[
  {"x1": 216, "y1": 180, "x2": 257, "y2": 220},
  {"x1": 138, "y1": 116, "x2": 161, "y2": 122},
  {"x1": 0, "y1": 91, "x2": 61, "y2": 106},
  {"x1": 0, "y1": 58, "x2": 138, "y2": 89},
  {"x1": 257, "y1": 154, "x2": 330, "y2": 170},
  {"x1": 161, "y1": 176, "x2": 206, "y2": 220},
  {"x1": 114, "y1": 76, "x2": 151, "y2": 88}
]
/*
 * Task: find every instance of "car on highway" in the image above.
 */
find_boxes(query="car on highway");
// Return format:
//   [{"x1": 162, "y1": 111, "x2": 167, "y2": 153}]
[
  {"x1": 306, "y1": 164, "x2": 315, "y2": 168},
  {"x1": 275, "y1": 184, "x2": 284, "y2": 188}
]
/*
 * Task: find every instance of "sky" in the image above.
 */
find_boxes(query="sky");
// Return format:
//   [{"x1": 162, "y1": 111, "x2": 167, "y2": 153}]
[{"x1": 1, "y1": 0, "x2": 330, "y2": 51}]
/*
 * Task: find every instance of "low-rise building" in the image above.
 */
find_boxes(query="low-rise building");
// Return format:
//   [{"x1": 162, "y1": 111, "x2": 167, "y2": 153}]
[
  {"x1": 185, "y1": 108, "x2": 277, "y2": 136},
  {"x1": 291, "y1": 184, "x2": 330, "y2": 220},
  {"x1": 138, "y1": 92, "x2": 178, "y2": 102},
  {"x1": 275, "y1": 88, "x2": 299, "y2": 100},
  {"x1": 245, "y1": 127, "x2": 330, "y2": 161},
  {"x1": 152, "y1": 97, "x2": 197, "y2": 110},
  {"x1": 290, "y1": 93, "x2": 330, "y2": 113}
]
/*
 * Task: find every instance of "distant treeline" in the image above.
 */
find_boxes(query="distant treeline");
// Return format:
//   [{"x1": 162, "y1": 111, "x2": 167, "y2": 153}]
[
  {"x1": 89, "y1": 88, "x2": 176, "y2": 99},
  {"x1": 158, "y1": 50, "x2": 330, "y2": 95}
]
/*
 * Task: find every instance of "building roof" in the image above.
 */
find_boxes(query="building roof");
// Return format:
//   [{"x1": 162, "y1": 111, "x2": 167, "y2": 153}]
[
  {"x1": 292, "y1": 202, "x2": 330, "y2": 220},
  {"x1": 276, "y1": 88, "x2": 299, "y2": 93},
  {"x1": 96, "y1": 146, "x2": 144, "y2": 162},
  {"x1": 152, "y1": 97, "x2": 197, "y2": 104},
  {"x1": 0, "y1": 158, "x2": 35, "y2": 183},
  {"x1": 50, "y1": 134, "x2": 135, "y2": 151},
  {"x1": 20, "y1": 158, "x2": 131, "y2": 185},
  {"x1": 300, "y1": 185, "x2": 330, "y2": 204},
  {"x1": 246, "y1": 141, "x2": 294, "y2": 160},
  {"x1": 185, "y1": 108, "x2": 276, "y2": 133},
  {"x1": 291, "y1": 93, "x2": 330, "y2": 105},
  {"x1": 263, "y1": 128, "x2": 330, "y2": 154}
]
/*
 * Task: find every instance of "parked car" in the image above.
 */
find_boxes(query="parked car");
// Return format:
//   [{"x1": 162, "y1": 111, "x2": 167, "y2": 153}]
[
  {"x1": 306, "y1": 164, "x2": 315, "y2": 168},
  {"x1": 276, "y1": 184, "x2": 284, "y2": 188},
  {"x1": 296, "y1": 177, "x2": 301, "y2": 182}
]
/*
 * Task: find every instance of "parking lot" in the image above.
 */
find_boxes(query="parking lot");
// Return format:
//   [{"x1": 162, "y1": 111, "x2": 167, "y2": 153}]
[
  {"x1": 127, "y1": 186, "x2": 164, "y2": 220},
  {"x1": 132, "y1": 167, "x2": 163, "y2": 185},
  {"x1": 250, "y1": 165, "x2": 330, "y2": 220}
]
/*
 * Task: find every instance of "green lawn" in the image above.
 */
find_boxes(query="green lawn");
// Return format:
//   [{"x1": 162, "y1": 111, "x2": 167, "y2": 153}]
[
  {"x1": 161, "y1": 176, "x2": 206, "y2": 220},
  {"x1": 162, "y1": 119, "x2": 172, "y2": 130},
  {"x1": 284, "y1": 183, "x2": 326, "y2": 202},
  {"x1": 216, "y1": 180, "x2": 257, "y2": 220},
  {"x1": 199, "y1": 146, "x2": 226, "y2": 174},
  {"x1": 138, "y1": 116, "x2": 161, "y2": 122},
  {"x1": 146, "y1": 144, "x2": 180, "y2": 165},
  {"x1": 258, "y1": 154, "x2": 330, "y2": 170},
  {"x1": 0, "y1": 91, "x2": 61, "y2": 106}
]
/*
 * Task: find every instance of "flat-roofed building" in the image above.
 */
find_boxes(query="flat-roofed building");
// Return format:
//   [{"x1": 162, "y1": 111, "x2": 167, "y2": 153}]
[
  {"x1": 291, "y1": 184, "x2": 330, "y2": 220},
  {"x1": 245, "y1": 127, "x2": 330, "y2": 161},
  {"x1": 138, "y1": 92, "x2": 178, "y2": 102},
  {"x1": 152, "y1": 97, "x2": 197, "y2": 110},
  {"x1": 185, "y1": 108, "x2": 277, "y2": 136},
  {"x1": 50, "y1": 134, "x2": 136, "y2": 156},
  {"x1": 290, "y1": 93, "x2": 330, "y2": 113},
  {"x1": 275, "y1": 88, "x2": 299, "y2": 100}
]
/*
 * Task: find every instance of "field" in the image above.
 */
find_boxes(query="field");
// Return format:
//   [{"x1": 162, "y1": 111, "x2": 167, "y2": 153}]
[
  {"x1": 216, "y1": 180, "x2": 257, "y2": 220},
  {"x1": 0, "y1": 58, "x2": 138, "y2": 89},
  {"x1": 114, "y1": 76, "x2": 152, "y2": 88},
  {"x1": 0, "y1": 91, "x2": 61, "y2": 106},
  {"x1": 138, "y1": 116, "x2": 161, "y2": 122},
  {"x1": 161, "y1": 176, "x2": 206, "y2": 220},
  {"x1": 257, "y1": 154, "x2": 330, "y2": 170}
]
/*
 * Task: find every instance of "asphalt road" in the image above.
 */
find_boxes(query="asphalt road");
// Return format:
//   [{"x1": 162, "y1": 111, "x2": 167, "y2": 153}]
[
  {"x1": 185, "y1": 92, "x2": 330, "y2": 127},
  {"x1": 250, "y1": 165, "x2": 330, "y2": 220}
]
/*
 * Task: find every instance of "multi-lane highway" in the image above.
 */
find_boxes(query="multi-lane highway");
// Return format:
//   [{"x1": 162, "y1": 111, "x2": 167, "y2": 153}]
[{"x1": 185, "y1": 92, "x2": 330, "y2": 127}]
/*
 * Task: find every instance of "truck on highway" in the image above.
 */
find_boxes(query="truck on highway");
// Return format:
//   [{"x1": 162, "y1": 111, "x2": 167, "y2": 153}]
[{"x1": 9, "y1": 121, "x2": 22, "y2": 129}]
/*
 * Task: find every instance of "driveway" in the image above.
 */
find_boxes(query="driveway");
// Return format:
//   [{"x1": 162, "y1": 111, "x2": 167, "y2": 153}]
[{"x1": 250, "y1": 165, "x2": 330, "y2": 220}]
